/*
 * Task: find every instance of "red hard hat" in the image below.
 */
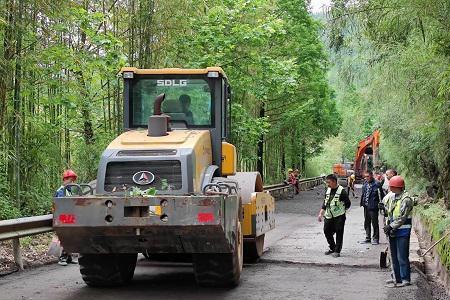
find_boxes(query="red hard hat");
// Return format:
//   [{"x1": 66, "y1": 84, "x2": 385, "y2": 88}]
[
  {"x1": 389, "y1": 175, "x2": 405, "y2": 188},
  {"x1": 63, "y1": 169, "x2": 78, "y2": 180}
]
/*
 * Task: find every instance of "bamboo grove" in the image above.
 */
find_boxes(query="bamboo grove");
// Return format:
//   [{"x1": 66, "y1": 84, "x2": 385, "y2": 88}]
[
  {"x1": 0, "y1": 0, "x2": 338, "y2": 219},
  {"x1": 326, "y1": 0, "x2": 450, "y2": 207}
]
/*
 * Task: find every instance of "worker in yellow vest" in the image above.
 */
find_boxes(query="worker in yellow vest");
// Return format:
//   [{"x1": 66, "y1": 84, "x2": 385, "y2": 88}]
[
  {"x1": 318, "y1": 174, "x2": 351, "y2": 257},
  {"x1": 347, "y1": 173, "x2": 356, "y2": 197},
  {"x1": 381, "y1": 175, "x2": 414, "y2": 287}
]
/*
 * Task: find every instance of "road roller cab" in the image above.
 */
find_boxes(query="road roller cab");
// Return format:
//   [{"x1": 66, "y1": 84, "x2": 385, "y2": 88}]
[{"x1": 52, "y1": 67, "x2": 275, "y2": 288}]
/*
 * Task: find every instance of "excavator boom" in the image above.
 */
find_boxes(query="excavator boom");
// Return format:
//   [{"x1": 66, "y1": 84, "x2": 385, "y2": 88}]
[{"x1": 354, "y1": 129, "x2": 380, "y2": 178}]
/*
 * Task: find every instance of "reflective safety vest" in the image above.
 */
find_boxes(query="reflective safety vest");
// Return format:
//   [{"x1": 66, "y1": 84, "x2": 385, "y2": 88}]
[
  {"x1": 324, "y1": 185, "x2": 345, "y2": 219},
  {"x1": 385, "y1": 192, "x2": 413, "y2": 237}
]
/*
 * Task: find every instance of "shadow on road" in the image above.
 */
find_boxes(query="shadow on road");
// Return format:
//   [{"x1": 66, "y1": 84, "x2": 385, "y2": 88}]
[{"x1": 60, "y1": 259, "x2": 242, "y2": 300}]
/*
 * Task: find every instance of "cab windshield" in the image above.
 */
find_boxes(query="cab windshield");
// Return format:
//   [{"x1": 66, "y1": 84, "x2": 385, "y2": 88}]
[{"x1": 131, "y1": 78, "x2": 214, "y2": 127}]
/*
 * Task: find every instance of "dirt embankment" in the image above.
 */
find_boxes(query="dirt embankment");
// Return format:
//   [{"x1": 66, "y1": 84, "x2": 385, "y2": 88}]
[{"x1": 414, "y1": 200, "x2": 450, "y2": 299}]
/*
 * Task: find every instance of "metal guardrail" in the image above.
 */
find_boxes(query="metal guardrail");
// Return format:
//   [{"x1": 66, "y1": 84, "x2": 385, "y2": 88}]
[
  {"x1": 0, "y1": 214, "x2": 53, "y2": 270},
  {"x1": 264, "y1": 176, "x2": 325, "y2": 199},
  {"x1": 0, "y1": 176, "x2": 324, "y2": 270},
  {"x1": 0, "y1": 214, "x2": 53, "y2": 242}
]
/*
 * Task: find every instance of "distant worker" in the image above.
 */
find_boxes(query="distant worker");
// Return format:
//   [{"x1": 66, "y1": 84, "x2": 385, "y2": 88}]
[
  {"x1": 284, "y1": 168, "x2": 292, "y2": 183},
  {"x1": 285, "y1": 168, "x2": 299, "y2": 194},
  {"x1": 347, "y1": 174, "x2": 356, "y2": 198},
  {"x1": 382, "y1": 169, "x2": 397, "y2": 194},
  {"x1": 179, "y1": 94, "x2": 194, "y2": 124},
  {"x1": 381, "y1": 176, "x2": 414, "y2": 288},
  {"x1": 293, "y1": 169, "x2": 301, "y2": 194},
  {"x1": 360, "y1": 170, "x2": 384, "y2": 245},
  {"x1": 318, "y1": 174, "x2": 351, "y2": 258},
  {"x1": 374, "y1": 171, "x2": 383, "y2": 182},
  {"x1": 55, "y1": 169, "x2": 78, "y2": 266}
]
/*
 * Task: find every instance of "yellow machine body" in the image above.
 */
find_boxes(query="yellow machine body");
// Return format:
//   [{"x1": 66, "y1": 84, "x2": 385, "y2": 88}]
[
  {"x1": 107, "y1": 129, "x2": 212, "y2": 193},
  {"x1": 221, "y1": 142, "x2": 237, "y2": 176},
  {"x1": 117, "y1": 67, "x2": 274, "y2": 260},
  {"x1": 242, "y1": 192, "x2": 275, "y2": 237}
]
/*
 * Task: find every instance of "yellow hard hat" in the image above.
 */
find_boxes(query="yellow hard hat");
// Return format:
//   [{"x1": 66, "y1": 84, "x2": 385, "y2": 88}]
[
  {"x1": 351, "y1": 174, "x2": 355, "y2": 179},
  {"x1": 288, "y1": 168, "x2": 293, "y2": 172}
]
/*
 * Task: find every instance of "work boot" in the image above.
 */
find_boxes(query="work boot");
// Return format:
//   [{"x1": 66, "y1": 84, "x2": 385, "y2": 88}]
[
  {"x1": 67, "y1": 256, "x2": 77, "y2": 264},
  {"x1": 331, "y1": 252, "x2": 340, "y2": 258},
  {"x1": 397, "y1": 281, "x2": 411, "y2": 287},
  {"x1": 372, "y1": 239, "x2": 379, "y2": 245},
  {"x1": 324, "y1": 249, "x2": 334, "y2": 255},
  {"x1": 359, "y1": 239, "x2": 371, "y2": 244},
  {"x1": 58, "y1": 257, "x2": 68, "y2": 266}
]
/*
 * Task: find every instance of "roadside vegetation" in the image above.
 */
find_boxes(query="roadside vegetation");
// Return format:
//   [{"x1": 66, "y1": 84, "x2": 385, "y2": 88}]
[
  {"x1": 313, "y1": 0, "x2": 450, "y2": 207},
  {"x1": 307, "y1": 0, "x2": 450, "y2": 270}
]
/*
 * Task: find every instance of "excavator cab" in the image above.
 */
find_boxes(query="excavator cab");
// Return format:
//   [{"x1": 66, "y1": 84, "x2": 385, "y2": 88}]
[{"x1": 354, "y1": 129, "x2": 381, "y2": 180}]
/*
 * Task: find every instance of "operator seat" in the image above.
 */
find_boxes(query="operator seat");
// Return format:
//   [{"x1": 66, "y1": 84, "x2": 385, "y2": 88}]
[{"x1": 162, "y1": 100, "x2": 188, "y2": 123}]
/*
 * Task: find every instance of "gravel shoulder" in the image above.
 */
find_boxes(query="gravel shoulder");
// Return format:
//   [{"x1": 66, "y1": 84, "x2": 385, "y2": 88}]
[{"x1": 0, "y1": 233, "x2": 56, "y2": 276}]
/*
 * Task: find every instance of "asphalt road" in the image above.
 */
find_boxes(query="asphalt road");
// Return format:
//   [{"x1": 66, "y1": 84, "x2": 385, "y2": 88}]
[{"x1": 0, "y1": 187, "x2": 447, "y2": 300}]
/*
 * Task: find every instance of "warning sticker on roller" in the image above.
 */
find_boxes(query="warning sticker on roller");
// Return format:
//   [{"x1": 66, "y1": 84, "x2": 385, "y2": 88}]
[{"x1": 149, "y1": 205, "x2": 162, "y2": 216}]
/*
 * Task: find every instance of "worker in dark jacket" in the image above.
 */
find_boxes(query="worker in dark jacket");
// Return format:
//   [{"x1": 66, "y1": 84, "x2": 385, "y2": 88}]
[
  {"x1": 318, "y1": 174, "x2": 351, "y2": 257},
  {"x1": 360, "y1": 170, "x2": 385, "y2": 245},
  {"x1": 55, "y1": 169, "x2": 78, "y2": 266}
]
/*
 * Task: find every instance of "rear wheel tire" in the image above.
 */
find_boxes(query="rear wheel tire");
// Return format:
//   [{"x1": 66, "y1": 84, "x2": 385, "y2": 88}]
[
  {"x1": 193, "y1": 222, "x2": 243, "y2": 287},
  {"x1": 79, "y1": 253, "x2": 137, "y2": 287},
  {"x1": 243, "y1": 234, "x2": 265, "y2": 263}
]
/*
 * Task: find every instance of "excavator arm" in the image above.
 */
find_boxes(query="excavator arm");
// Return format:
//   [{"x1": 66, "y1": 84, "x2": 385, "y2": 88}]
[{"x1": 354, "y1": 130, "x2": 380, "y2": 178}]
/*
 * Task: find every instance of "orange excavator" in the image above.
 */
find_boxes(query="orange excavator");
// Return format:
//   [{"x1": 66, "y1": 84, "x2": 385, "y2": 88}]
[
  {"x1": 332, "y1": 161, "x2": 353, "y2": 178},
  {"x1": 354, "y1": 129, "x2": 381, "y2": 180},
  {"x1": 332, "y1": 160, "x2": 353, "y2": 187}
]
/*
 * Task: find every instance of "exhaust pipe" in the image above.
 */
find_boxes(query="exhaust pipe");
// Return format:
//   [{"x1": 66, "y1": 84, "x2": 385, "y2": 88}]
[
  {"x1": 148, "y1": 93, "x2": 170, "y2": 137},
  {"x1": 153, "y1": 93, "x2": 165, "y2": 115}
]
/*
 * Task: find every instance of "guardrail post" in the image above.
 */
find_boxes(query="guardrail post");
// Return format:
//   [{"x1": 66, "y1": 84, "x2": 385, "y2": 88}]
[{"x1": 12, "y1": 238, "x2": 24, "y2": 270}]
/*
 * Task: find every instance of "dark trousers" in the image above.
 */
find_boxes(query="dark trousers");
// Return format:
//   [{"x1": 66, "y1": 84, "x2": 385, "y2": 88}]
[
  {"x1": 364, "y1": 207, "x2": 379, "y2": 241},
  {"x1": 294, "y1": 182, "x2": 299, "y2": 194},
  {"x1": 324, "y1": 214, "x2": 346, "y2": 253},
  {"x1": 347, "y1": 186, "x2": 355, "y2": 197},
  {"x1": 389, "y1": 235, "x2": 411, "y2": 283}
]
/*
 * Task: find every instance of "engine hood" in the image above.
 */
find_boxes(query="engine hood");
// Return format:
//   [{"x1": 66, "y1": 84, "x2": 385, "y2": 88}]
[{"x1": 107, "y1": 129, "x2": 211, "y2": 150}]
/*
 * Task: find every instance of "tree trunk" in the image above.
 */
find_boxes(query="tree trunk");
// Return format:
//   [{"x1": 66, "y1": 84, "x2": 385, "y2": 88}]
[
  {"x1": 257, "y1": 103, "x2": 265, "y2": 179},
  {"x1": 12, "y1": 0, "x2": 24, "y2": 210},
  {"x1": 0, "y1": 0, "x2": 15, "y2": 130}
]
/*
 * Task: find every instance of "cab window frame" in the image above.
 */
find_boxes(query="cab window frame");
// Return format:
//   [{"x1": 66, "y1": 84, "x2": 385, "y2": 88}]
[{"x1": 127, "y1": 74, "x2": 216, "y2": 129}]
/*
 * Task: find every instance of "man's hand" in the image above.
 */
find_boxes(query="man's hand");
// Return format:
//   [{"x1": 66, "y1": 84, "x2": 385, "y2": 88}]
[
  {"x1": 318, "y1": 209, "x2": 325, "y2": 222},
  {"x1": 378, "y1": 202, "x2": 384, "y2": 210},
  {"x1": 383, "y1": 224, "x2": 392, "y2": 235}
]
